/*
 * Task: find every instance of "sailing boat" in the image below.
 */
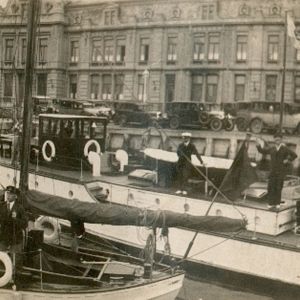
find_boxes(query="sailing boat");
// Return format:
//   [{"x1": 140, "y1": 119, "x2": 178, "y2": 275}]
[{"x1": 0, "y1": 1, "x2": 188, "y2": 299}]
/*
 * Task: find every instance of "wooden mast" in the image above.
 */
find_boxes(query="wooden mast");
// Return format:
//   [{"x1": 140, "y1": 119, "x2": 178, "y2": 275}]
[{"x1": 19, "y1": 0, "x2": 40, "y2": 194}]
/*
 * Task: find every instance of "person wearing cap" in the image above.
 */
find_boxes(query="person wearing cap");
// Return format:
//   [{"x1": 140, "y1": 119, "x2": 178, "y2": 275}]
[
  {"x1": 176, "y1": 132, "x2": 204, "y2": 195},
  {"x1": 0, "y1": 186, "x2": 28, "y2": 268},
  {"x1": 256, "y1": 132, "x2": 297, "y2": 209}
]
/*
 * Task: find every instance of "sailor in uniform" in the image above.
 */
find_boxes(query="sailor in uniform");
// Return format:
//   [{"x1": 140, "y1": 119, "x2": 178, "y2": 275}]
[
  {"x1": 176, "y1": 132, "x2": 204, "y2": 195},
  {"x1": 256, "y1": 132, "x2": 297, "y2": 209}
]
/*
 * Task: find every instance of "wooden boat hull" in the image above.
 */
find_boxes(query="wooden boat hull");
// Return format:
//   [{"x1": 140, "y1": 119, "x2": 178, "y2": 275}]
[{"x1": 0, "y1": 273, "x2": 184, "y2": 300}]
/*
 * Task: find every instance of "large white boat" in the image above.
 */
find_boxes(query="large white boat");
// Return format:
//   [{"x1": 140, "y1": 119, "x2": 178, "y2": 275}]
[{"x1": 1, "y1": 112, "x2": 300, "y2": 295}]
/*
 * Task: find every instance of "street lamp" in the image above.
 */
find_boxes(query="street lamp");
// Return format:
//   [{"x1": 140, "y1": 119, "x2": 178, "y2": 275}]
[{"x1": 143, "y1": 68, "x2": 149, "y2": 103}]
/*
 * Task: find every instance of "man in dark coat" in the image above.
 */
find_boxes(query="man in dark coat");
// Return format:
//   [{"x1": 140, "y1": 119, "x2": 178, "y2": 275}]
[
  {"x1": 0, "y1": 186, "x2": 28, "y2": 268},
  {"x1": 176, "y1": 132, "x2": 204, "y2": 195},
  {"x1": 256, "y1": 133, "x2": 297, "y2": 209}
]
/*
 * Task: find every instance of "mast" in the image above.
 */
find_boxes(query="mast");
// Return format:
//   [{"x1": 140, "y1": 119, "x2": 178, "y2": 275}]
[
  {"x1": 279, "y1": 11, "x2": 288, "y2": 132},
  {"x1": 19, "y1": 0, "x2": 40, "y2": 193}
]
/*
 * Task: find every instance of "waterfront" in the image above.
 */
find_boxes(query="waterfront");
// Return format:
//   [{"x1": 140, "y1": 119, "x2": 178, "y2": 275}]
[{"x1": 177, "y1": 278, "x2": 275, "y2": 300}]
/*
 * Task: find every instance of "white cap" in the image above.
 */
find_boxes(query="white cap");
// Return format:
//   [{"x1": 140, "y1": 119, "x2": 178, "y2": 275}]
[{"x1": 182, "y1": 132, "x2": 192, "y2": 137}]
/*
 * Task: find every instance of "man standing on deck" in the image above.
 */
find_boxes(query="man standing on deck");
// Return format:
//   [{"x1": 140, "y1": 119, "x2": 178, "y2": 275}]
[
  {"x1": 256, "y1": 132, "x2": 297, "y2": 209},
  {"x1": 176, "y1": 132, "x2": 204, "y2": 195}
]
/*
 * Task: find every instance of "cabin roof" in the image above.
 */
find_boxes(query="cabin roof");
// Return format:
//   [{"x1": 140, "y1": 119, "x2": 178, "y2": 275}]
[{"x1": 39, "y1": 114, "x2": 107, "y2": 121}]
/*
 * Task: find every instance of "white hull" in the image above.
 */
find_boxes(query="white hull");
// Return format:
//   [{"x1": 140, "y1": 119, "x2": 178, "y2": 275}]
[
  {"x1": 1, "y1": 164, "x2": 300, "y2": 288},
  {"x1": 0, "y1": 273, "x2": 184, "y2": 300}
]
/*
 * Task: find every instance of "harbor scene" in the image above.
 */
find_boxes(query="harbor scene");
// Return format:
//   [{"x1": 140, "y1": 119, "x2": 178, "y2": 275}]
[{"x1": 1, "y1": 0, "x2": 300, "y2": 299}]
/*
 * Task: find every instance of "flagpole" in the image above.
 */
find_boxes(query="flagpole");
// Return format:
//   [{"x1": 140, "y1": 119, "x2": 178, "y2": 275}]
[{"x1": 279, "y1": 11, "x2": 288, "y2": 132}]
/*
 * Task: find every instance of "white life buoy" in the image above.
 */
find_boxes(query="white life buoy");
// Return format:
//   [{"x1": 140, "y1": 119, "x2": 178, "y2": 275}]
[
  {"x1": 0, "y1": 252, "x2": 12, "y2": 287},
  {"x1": 42, "y1": 140, "x2": 56, "y2": 162},
  {"x1": 84, "y1": 139, "x2": 101, "y2": 157},
  {"x1": 34, "y1": 216, "x2": 61, "y2": 243}
]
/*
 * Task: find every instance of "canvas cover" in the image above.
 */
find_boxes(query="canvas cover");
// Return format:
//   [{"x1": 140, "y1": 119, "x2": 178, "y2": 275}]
[{"x1": 25, "y1": 190, "x2": 245, "y2": 232}]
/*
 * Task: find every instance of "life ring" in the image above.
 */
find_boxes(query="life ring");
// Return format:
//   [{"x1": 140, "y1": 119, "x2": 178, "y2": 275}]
[
  {"x1": 0, "y1": 252, "x2": 12, "y2": 287},
  {"x1": 84, "y1": 139, "x2": 101, "y2": 157},
  {"x1": 34, "y1": 216, "x2": 61, "y2": 243},
  {"x1": 42, "y1": 140, "x2": 56, "y2": 162}
]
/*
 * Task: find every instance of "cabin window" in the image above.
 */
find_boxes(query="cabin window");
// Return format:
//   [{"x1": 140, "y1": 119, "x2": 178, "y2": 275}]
[
  {"x1": 91, "y1": 39, "x2": 102, "y2": 63},
  {"x1": 191, "y1": 75, "x2": 203, "y2": 102},
  {"x1": 79, "y1": 120, "x2": 91, "y2": 139},
  {"x1": 267, "y1": 35, "x2": 279, "y2": 62},
  {"x1": 50, "y1": 119, "x2": 60, "y2": 137},
  {"x1": 91, "y1": 122, "x2": 104, "y2": 139},
  {"x1": 193, "y1": 34, "x2": 205, "y2": 62},
  {"x1": 236, "y1": 35, "x2": 247, "y2": 62}
]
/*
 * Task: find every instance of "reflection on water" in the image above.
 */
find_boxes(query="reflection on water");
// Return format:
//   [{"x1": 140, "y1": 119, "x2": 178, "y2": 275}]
[{"x1": 177, "y1": 278, "x2": 274, "y2": 300}]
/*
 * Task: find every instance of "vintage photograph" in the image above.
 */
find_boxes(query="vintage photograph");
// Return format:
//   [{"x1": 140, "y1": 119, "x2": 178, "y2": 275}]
[{"x1": 0, "y1": 0, "x2": 300, "y2": 299}]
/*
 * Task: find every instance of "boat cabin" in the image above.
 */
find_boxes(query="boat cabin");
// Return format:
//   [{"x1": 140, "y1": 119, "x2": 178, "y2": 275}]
[{"x1": 38, "y1": 114, "x2": 107, "y2": 167}]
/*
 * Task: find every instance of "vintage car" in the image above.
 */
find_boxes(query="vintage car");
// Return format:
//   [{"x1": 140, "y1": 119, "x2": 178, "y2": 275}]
[
  {"x1": 165, "y1": 101, "x2": 234, "y2": 131},
  {"x1": 113, "y1": 102, "x2": 166, "y2": 127},
  {"x1": 234, "y1": 101, "x2": 300, "y2": 134},
  {"x1": 82, "y1": 100, "x2": 115, "y2": 120},
  {"x1": 33, "y1": 96, "x2": 58, "y2": 115}
]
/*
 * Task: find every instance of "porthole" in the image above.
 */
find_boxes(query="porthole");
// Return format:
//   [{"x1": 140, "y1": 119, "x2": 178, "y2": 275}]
[
  {"x1": 68, "y1": 190, "x2": 74, "y2": 198},
  {"x1": 216, "y1": 209, "x2": 222, "y2": 216}
]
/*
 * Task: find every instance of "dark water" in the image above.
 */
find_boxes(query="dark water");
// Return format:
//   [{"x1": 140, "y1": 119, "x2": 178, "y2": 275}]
[{"x1": 176, "y1": 278, "x2": 282, "y2": 300}]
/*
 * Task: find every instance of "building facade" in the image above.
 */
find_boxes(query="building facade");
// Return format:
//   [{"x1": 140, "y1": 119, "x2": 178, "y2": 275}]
[{"x1": 0, "y1": 0, "x2": 300, "y2": 112}]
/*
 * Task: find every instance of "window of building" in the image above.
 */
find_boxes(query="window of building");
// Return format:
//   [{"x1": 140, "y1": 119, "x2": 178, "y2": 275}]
[
  {"x1": 268, "y1": 35, "x2": 279, "y2": 62},
  {"x1": 91, "y1": 39, "x2": 102, "y2": 63},
  {"x1": 69, "y1": 75, "x2": 77, "y2": 99},
  {"x1": 167, "y1": 36, "x2": 177, "y2": 63},
  {"x1": 4, "y1": 73, "x2": 13, "y2": 97},
  {"x1": 104, "y1": 39, "x2": 114, "y2": 63},
  {"x1": 115, "y1": 75, "x2": 124, "y2": 100},
  {"x1": 193, "y1": 35, "x2": 205, "y2": 62},
  {"x1": 208, "y1": 34, "x2": 220, "y2": 61},
  {"x1": 38, "y1": 38, "x2": 48, "y2": 64},
  {"x1": 206, "y1": 75, "x2": 218, "y2": 102},
  {"x1": 139, "y1": 38, "x2": 149, "y2": 63},
  {"x1": 116, "y1": 38, "x2": 126, "y2": 63},
  {"x1": 296, "y1": 49, "x2": 300, "y2": 63},
  {"x1": 90, "y1": 74, "x2": 99, "y2": 99},
  {"x1": 138, "y1": 75, "x2": 144, "y2": 101},
  {"x1": 104, "y1": 10, "x2": 117, "y2": 25},
  {"x1": 70, "y1": 41, "x2": 79, "y2": 63},
  {"x1": 191, "y1": 75, "x2": 203, "y2": 101},
  {"x1": 102, "y1": 74, "x2": 112, "y2": 100},
  {"x1": 165, "y1": 74, "x2": 176, "y2": 102},
  {"x1": 234, "y1": 75, "x2": 246, "y2": 101},
  {"x1": 236, "y1": 35, "x2": 247, "y2": 62},
  {"x1": 37, "y1": 74, "x2": 47, "y2": 96},
  {"x1": 266, "y1": 75, "x2": 277, "y2": 101},
  {"x1": 21, "y1": 38, "x2": 27, "y2": 64},
  {"x1": 202, "y1": 5, "x2": 214, "y2": 20},
  {"x1": 295, "y1": 76, "x2": 300, "y2": 103},
  {"x1": 5, "y1": 39, "x2": 14, "y2": 62}
]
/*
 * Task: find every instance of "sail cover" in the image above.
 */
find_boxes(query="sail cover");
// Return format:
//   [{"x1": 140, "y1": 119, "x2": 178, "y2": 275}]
[{"x1": 25, "y1": 190, "x2": 245, "y2": 232}]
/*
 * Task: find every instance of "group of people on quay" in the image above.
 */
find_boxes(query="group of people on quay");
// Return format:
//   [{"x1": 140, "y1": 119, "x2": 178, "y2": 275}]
[{"x1": 175, "y1": 131, "x2": 297, "y2": 210}]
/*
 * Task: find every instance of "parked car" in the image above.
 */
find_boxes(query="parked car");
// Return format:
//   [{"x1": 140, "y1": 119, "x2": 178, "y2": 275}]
[
  {"x1": 52, "y1": 98, "x2": 91, "y2": 115},
  {"x1": 82, "y1": 100, "x2": 115, "y2": 120},
  {"x1": 33, "y1": 96, "x2": 57, "y2": 115},
  {"x1": 165, "y1": 101, "x2": 234, "y2": 131},
  {"x1": 235, "y1": 101, "x2": 300, "y2": 134},
  {"x1": 113, "y1": 102, "x2": 166, "y2": 127}
]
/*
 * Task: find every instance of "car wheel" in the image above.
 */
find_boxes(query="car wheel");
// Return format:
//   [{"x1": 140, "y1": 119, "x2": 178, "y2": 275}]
[
  {"x1": 236, "y1": 117, "x2": 248, "y2": 131},
  {"x1": 210, "y1": 117, "x2": 223, "y2": 131},
  {"x1": 199, "y1": 112, "x2": 210, "y2": 125},
  {"x1": 224, "y1": 119, "x2": 235, "y2": 131},
  {"x1": 169, "y1": 117, "x2": 180, "y2": 129},
  {"x1": 250, "y1": 118, "x2": 263, "y2": 134},
  {"x1": 119, "y1": 115, "x2": 127, "y2": 126}
]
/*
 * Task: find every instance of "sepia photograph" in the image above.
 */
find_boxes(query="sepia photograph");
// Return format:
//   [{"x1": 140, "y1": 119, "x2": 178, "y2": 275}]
[{"x1": 0, "y1": 0, "x2": 300, "y2": 299}]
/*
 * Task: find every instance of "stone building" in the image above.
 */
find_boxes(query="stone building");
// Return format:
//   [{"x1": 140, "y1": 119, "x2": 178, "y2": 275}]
[{"x1": 0, "y1": 0, "x2": 300, "y2": 111}]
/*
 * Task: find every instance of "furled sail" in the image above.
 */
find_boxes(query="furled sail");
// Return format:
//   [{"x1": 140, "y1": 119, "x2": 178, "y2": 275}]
[{"x1": 25, "y1": 190, "x2": 246, "y2": 232}]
